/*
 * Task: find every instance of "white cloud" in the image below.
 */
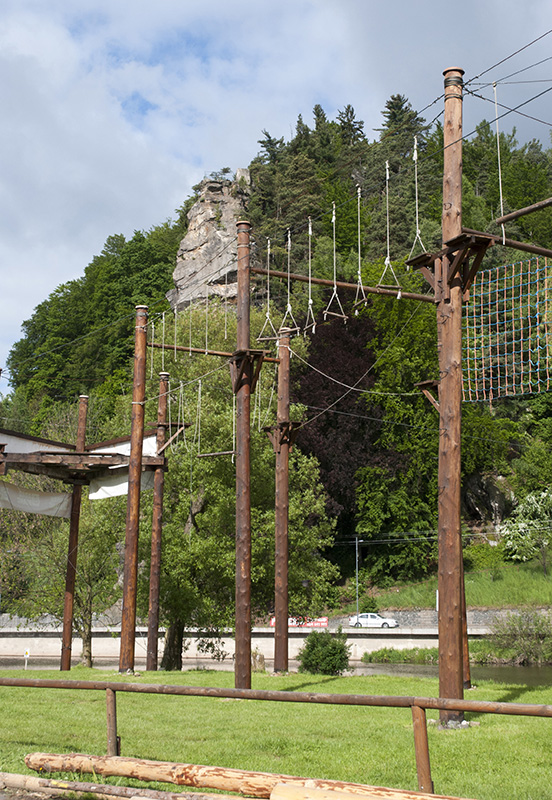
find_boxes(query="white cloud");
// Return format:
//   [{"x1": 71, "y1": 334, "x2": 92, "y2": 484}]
[{"x1": 1, "y1": 0, "x2": 551, "y2": 391}]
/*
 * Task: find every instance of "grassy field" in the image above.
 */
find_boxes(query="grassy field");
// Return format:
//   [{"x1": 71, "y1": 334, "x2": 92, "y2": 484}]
[
  {"x1": 364, "y1": 561, "x2": 552, "y2": 612},
  {"x1": 1, "y1": 667, "x2": 552, "y2": 800}
]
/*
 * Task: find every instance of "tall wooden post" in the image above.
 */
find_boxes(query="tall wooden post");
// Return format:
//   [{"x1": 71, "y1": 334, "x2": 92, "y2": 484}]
[
  {"x1": 438, "y1": 67, "x2": 465, "y2": 723},
  {"x1": 119, "y1": 305, "x2": 148, "y2": 673},
  {"x1": 235, "y1": 221, "x2": 252, "y2": 689},
  {"x1": 60, "y1": 394, "x2": 88, "y2": 671},
  {"x1": 146, "y1": 371, "x2": 169, "y2": 671},
  {"x1": 273, "y1": 329, "x2": 291, "y2": 672}
]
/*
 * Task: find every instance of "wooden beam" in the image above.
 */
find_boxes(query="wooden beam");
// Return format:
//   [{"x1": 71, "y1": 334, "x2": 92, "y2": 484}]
[
  {"x1": 250, "y1": 267, "x2": 434, "y2": 304},
  {"x1": 495, "y1": 196, "x2": 552, "y2": 225},
  {"x1": 462, "y1": 227, "x2": 552, "y2": 258}
]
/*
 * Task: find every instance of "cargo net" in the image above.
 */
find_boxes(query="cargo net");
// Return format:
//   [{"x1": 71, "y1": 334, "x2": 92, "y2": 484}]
[{"x1": 463, "y1": 257, "x2": 552, "y2": 401}]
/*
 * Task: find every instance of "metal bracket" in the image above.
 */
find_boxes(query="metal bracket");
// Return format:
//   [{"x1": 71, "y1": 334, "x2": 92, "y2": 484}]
[
  {"x1": 229, "y1": 349, "x2": 267, "y2": 394},
  {"x1": 264, "y1": 421, "x2": 301, "y2": 454}
]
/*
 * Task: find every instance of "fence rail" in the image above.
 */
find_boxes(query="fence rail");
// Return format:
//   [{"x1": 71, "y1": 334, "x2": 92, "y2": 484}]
[{"x1": 2, "y1": 676, "x2": 552, "y2": 796}]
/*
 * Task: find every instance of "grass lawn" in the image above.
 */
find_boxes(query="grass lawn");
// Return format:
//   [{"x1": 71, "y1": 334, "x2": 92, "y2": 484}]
[{"x1": 1, "y1": 667, "x2": 552, "y2": 800}]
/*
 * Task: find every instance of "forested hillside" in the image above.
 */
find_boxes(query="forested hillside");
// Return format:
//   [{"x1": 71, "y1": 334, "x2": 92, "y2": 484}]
[{"x1": 2, "y1": 94, "x2": 552, "y2": 659}]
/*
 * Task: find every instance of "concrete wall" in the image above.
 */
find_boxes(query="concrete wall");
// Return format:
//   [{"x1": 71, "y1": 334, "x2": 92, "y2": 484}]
[{"x1": 0, "y1": 621, "x2": 489, "y2": 670}]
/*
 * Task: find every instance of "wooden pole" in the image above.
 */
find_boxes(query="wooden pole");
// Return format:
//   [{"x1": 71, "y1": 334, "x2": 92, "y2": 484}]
[
  {"x1": 411, "y1": 705, "x2": 433, "y2": 793},
  {"x1": 106, "y1": 688, "x2": 119, "y2": 756},
  {"x1": 235, "y1": 221, "x2": 252, "y2": 689},
  {"x1": 119, "y1": 305, "x2": 148, "y2": 674},
  {"x1": 60, "y1": 395, "x2": 88, "y2": 671},
  {"x1": 438, "y1": 68, "x2": 464, "y2": 725},
  {"x1": 273, "y1": 329, "x2": 291, "y2": 672},
  {"x1": 146, "y1": 372, "x2": 169, "y2": 671}
]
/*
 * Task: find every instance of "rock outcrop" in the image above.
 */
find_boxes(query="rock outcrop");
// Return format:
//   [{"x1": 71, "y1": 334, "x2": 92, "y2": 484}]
[{"x1": 167, "y1": 169, "x2": 251, "y2": 310}]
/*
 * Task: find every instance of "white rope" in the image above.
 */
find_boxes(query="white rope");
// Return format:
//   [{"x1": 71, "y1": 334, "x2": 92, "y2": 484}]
[
  {"x1": 280, "y1": 230, "x2": 299, "y2": 333},
  {"x1": 150, "y1": 320, "x2": 155, "y2": 379},
  {"x1": 493, "y1": 82, "x2": 506, "y2": 245},
  {"x1": 205, "y1": 288, "x2": 209, "y2": 354},
  {"x1": 174, "y1": 308, "x2": 177, "y2": 360},
  {"x1": 408, "y1": 136, "x2": 427, "y2": 261},
  {"x1": 378, "y1": 161, "x2": 401, "y2": 298},
  {"x1": 258, "y1": 238, "x2": 279, "y2": 341},
  {"x1": 232, "y1": 392, "x2": 236, "y2": 464},
  {"x1": 288, "y1": 345, "x2": 419, "y2": 397},
  {"x1": 161, "y1": 312, "x2": 166, "y2": 371},
  {"x1": 354, "y1": 186, "x2": 367, "y2": 313},
  {"x1": 304, "y1": 217, "x2": 317, "y2": 334},
  {"x1": 196, "y1": 379, "x2": 202, "y2": 455},
  {"x1": 260, "y1": 364, "x2": 278, "y2": 427},
  {"x1": 224, "y1": 269, "x2": 228, "y2": 340},
  {"x1": 323, "y1": 202, "x2": 347, "y2": 322}
]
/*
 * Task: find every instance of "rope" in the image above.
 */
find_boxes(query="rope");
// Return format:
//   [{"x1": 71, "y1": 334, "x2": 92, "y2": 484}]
[
  {"x1": 354, "y1": 187, "x2": 367, "y2": 313},
  {"x1": 323, "y1": 202, "x2": 347, "y2": 322},
  {"x1": 161, "y1": 312, "x2": 166, "y2": 371},
  {"x1": 205, "y1": 289, "x2": 209, "y2": 355},
  {"x1": 493, "y1": 82, "x2": 506, "y2": 245},
  {"x1": 304, "y1": 218, "x2": 317, "y2": 333},
  {"x1": 378, "y1": 162, "x2": 402, "y2": 297},
  {"x1": 280, "y1": 230, "x2": 299, "y2": 333},
  {"x1": 462, "y1": 257, "x2": 552, "y2": 400},
  {"x1": 257, "y1": 239, "x2": 279, "y2": 341},
  {"x1": 150, "y1": 320, "x2": 155, "y2": 379},
  {"x1": 408, "y1": 137, "x2": 426, "y2": 261}
]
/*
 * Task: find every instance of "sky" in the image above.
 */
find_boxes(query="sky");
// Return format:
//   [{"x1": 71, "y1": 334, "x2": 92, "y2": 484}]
[{"x1": 1, "y1": 0, "x2": 552, "y2": 391}]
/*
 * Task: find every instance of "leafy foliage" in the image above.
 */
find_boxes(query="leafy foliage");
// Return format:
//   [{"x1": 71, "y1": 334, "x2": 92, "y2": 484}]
[
  {"x1": 499, "y1": 489, "x2": 552, "y2": 575},
  {"x1": 491, "y1": 610, "x2": 552, "y2": 664},
  {"x1": 298, "y1": 627, "x2": 350, "y2": 675}
]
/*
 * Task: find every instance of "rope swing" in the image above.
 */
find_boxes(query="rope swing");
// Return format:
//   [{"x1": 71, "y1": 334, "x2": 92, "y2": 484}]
[
  {"x1": 378, "y1": 161, "x2": 402, "y2": 299},
  {"x1": 354, "y1": 186, "x2": 367, "y2": 314},
  {"x1": 323, "y1": 202, "x2": 347, "y2": 322},
  {"x1": 493, "y1": 82, "x2": 507, "y2": 245},
  {"x1": 408, "y1": 137, "x2": 427, "y2": 261},
  {"x1": 280, "y1": 230, "x2": 300, "y2": 334},
  {"x1": 304, "y1": 217, "x2": 317, "y2": 334},
  {"x1": 257, "y1": 239, "x2": 279, "y2": 341}
]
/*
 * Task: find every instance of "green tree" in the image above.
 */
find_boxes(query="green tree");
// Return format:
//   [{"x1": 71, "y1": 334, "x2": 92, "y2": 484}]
[{"x1": 500, "y1": 490, "x2": 552, "y2": 575}]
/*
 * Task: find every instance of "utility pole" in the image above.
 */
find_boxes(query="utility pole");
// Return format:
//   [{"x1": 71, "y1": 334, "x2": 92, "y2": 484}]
[
  {"x1": 271, "y1": 328, "x2": 291, "y2": 672},
  {"x1": 60, "y1": 394, "x2": 88, "y2": 671},
  {"x1": 119, "y1": 305, "x2": 148, "y2": 673},
  {"x1": 234, "y1": 222, "x2": 253, "y2": 689},
  {"x1": 146, "y1": 371, "x2": 169, "y2": 671},
  {"x1": 438, "y1": 67, "x2": 465, "y2": 724}
]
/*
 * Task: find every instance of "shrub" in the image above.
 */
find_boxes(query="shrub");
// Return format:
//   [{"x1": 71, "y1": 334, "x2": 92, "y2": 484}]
[
  {"x1": 491, "y1": 610, "x2": 552, "y2": 664},
  {"x1": 298, "y1": 628, "x2": 350, "y2": 675},
  {"x1": 362, "y1": 647, "x2": 438, "y2": 665},
  {"x1": 463, "y1": 541, "x2": 505, "y2": 572},
  {"x1": 360, "y1": 596, "x2": 379, "y2": 613}
]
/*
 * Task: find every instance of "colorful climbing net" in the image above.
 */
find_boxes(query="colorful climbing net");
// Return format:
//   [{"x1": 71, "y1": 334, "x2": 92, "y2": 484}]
[{"x1": 463, "y1": 257, "x2": 552, "y2": 401}]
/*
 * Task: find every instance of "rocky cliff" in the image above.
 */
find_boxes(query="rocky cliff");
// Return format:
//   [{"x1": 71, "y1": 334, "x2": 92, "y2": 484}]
[{"x1": 166, "y1": 169, "x2": 251, "y2": 310}]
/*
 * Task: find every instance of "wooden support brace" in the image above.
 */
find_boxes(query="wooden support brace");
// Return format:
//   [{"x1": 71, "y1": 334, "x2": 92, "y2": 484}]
[{"x1": 415, "y1": 381, "x2": 440, "y2": 414}]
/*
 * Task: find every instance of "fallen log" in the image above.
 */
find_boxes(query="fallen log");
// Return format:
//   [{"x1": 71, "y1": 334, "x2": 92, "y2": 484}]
[
  {"x1": 24, "y1": 754, "x2": 430, "y2": 799},
  {"x1": 273, "y1": 779, "x2": 476, "y2": 800},
  {"x1": 0, "y1": 771, "x2": 239, "y2": 800}
]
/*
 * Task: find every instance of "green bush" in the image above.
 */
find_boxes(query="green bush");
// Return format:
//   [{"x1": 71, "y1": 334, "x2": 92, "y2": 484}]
[
  {"x1": 362, "y1": 647, "x2": 439, "y2": 664},
  {"x1": 298, "y1": 628, "x2": 351, "y2": 675},
  {"x1": 463, "y1": 541, "x2": 505, "y2": 572},
  {"x1": 360, "y1": 595, "x2": 379, "y2": 613},
  {"x1": 491, "y1": 610, "x2": 552, "y2": 664}
]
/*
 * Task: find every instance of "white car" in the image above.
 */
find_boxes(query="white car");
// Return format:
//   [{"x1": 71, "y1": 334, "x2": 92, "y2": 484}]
[{"x1": 348, "y1": 612, "x2": 399, "y2": 629}]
